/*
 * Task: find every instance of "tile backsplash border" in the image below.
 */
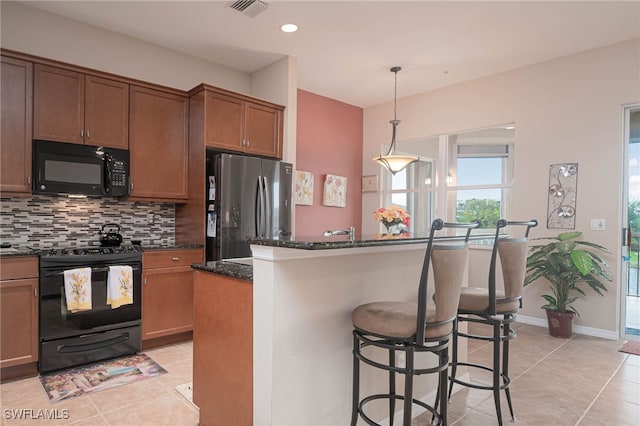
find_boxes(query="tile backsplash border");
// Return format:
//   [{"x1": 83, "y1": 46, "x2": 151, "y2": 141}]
[{"x1": 0, "y1": 195, "x2": 174, "y2": 248}]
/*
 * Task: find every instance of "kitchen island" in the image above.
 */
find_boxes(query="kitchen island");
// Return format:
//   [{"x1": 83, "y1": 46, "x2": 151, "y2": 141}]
[{"x1": 192, "y1": 233, "x2": 483, "y2": 425}]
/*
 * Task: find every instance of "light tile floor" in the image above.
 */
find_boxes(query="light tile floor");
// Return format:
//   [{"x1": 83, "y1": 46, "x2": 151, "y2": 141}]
[
  {"x1": 1, "y1": 325, "x2": 639, "y2": 425},
  {"x1": 413, "y1": 323, "x2": 640, "y2": 426},
  {"x1": 0, "y1": 341, "x2": 197, "y2": 425}
]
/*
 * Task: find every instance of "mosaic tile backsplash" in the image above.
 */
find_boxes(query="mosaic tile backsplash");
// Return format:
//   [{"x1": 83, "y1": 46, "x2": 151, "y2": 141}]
[{"x1": 0, "y1": 195, "x2": 175, "y2": 248}]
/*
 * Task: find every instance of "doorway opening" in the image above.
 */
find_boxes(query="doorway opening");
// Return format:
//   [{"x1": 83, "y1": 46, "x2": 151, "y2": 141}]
[{"x1": 624, "y1": 105, "x2": 640, "y2": 339}]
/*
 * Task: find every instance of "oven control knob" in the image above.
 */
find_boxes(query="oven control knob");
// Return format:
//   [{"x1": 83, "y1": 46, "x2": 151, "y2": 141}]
[{"x1": 40, "y1": 185, "x2": 46, "y2": 190}]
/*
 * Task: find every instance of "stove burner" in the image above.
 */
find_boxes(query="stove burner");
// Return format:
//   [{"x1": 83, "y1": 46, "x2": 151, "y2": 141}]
[{"x1": 42, "y1": 245, "x2": 143, "y2": 257}]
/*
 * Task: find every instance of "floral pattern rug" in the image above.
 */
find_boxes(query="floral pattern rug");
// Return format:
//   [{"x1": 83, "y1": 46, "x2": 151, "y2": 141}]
[{"x1": 39, "y1": 353, "x2": 167, "y2": 403}]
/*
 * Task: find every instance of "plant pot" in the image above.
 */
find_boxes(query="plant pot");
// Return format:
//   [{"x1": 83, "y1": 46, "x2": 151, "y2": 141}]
[{"x1": 545, "y1": 309, "x2": 574, "y2": 338}]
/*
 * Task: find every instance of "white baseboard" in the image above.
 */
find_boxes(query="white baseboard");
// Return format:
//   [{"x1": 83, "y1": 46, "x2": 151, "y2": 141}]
[{"x1": 517, "y1": 314, "x2": 619, "y2": 340}]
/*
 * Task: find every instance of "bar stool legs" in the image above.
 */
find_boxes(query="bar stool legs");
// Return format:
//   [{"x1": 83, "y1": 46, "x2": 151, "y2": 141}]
[{"x1": 448, "y1": 315, "x2": 517, "y2": 426}]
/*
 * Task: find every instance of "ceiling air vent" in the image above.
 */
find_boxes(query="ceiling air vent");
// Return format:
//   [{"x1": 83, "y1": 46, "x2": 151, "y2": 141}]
[{"x1": 228, "y1": 0, "x2": 269, "y2": 18}]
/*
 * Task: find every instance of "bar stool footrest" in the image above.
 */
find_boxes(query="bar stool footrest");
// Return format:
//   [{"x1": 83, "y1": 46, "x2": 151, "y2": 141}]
[
  {"x1": 357, "y1": 393, "x2": 443, "y2": 426},
  {"x1": 449, "y1": 361, "x2": 512, "y2": 391}
]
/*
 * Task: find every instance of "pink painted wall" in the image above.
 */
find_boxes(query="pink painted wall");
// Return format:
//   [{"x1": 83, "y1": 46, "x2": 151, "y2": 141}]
[{"x1": 295, "y1": 89, "x2": 363, "y2": 237}]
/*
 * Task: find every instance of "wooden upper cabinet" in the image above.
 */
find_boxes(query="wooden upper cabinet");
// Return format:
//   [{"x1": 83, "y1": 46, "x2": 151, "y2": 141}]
[
  {"x1": 33, "y1": 64, "x2": 128, "y2": 149},
  {"x1": 245, "y1": 102, "x2": 282, "y2": 158},
  {"x1": 34, "y1": 64, "x2": 84, "y2": 144},
  {"x1": 84, "y1": 75, "x2": 129, "y2": 149},
  {"x1": 0, "y1": 56, "x2": 33, "y2": 196},
  {"x1": 200, "y1": 87, "x2": 284, "y2": 159},
  {"x1": 205, "y1": 92, "x2": 244, "y2": 151},
  {"x1": 129, "y1": 85, "x2": 189, "y2": 201}
]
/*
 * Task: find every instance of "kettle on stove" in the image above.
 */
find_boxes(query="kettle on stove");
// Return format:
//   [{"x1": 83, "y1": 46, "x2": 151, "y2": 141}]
[{"x1": 98, "y1": 223, "x2": 123, "y2": 247}]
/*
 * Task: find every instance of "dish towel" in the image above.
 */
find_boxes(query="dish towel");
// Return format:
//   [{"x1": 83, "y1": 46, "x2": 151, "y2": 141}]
[
  {"x1": 63, "y1": 267, "x2": 92, "y2": 313},
  {"x1": 107, "y1": 265, "x2": 134, "y2": 309}
]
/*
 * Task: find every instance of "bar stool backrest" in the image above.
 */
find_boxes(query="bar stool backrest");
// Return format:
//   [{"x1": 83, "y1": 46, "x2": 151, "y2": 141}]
[
  {"x1": 431, "y1": 244, "x2": 469, "y2": 325},
  {"x1": 498, "y1": 238, "x2": 529, "y2": 300},
  {"x1": 416, "y1": 219, "x2": 480, "y2": 343},
  {"x1": 486, "y1": 219, "x2": 538, "y2": 315}
]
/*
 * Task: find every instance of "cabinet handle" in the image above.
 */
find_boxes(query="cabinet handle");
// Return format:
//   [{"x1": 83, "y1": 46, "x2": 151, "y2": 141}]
[
  {"x1": 172, "y1": 257, "x2": 179, "y2": 261},
  {"x1": 246, "y1": 140, "x2": 250, "y2": 147},
  {"x1": 86, "y1": 130, "x2": 91, "y2": 139},
  {"x1": 34, "y1": 287, "x2": 38, "y2": 297},
  {"x1": 143, "y1": 277, "x2": 147, "y2": 286},
  {"x1": 80, "y1": 129, "x2": 84, "y2": 137},
  {"x1": 27, "y1": 176, "x2": 31, "y2": 185},
  {"x1": 130, "y1": 182, "x2": 134, "y2": 190}
]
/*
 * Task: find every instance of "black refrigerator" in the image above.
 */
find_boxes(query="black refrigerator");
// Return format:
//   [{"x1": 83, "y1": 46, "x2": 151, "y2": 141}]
[{"x1": 206, "y1": 151, "x2": 293, "y2": 261}]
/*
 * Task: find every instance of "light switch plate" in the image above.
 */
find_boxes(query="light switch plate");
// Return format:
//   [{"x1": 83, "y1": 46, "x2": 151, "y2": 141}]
[
  {"x1": 590, "y1": 218, "x2": 605, "y2": 231},
  {"x1": 362, "y1": 175, "x2": 378, "y2": 193}
]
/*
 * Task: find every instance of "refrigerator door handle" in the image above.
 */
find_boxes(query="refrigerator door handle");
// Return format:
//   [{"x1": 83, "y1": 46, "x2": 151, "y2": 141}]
[
  {"x1": 263, "y1": 175, "x2": 272, "y2": 237},
  {"x1": 258, "y1": 176, "x2": 267, "y2": 238},
  {"x1": 256, "y1": 177, "x2": 263, "y2": 237}
]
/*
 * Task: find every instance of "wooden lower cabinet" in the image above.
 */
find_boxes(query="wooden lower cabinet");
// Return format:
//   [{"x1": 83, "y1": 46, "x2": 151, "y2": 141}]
[
  {"x1": 0, "y1": 257, "x2": 39, "y2": 370},
  {"x1": 193, "y1": 271, "x2": 252, "y2": 426},
  {"x1": 141, "y1": 249, "x2": 202, "y2": 342}
]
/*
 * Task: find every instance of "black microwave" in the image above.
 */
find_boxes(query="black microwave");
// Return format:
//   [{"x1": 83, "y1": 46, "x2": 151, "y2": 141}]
[{"x1": 33, "y1": 140, "x2": 130, "y2": 197}]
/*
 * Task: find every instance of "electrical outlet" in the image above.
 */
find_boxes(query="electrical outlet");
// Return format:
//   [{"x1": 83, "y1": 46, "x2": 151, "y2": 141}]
[{"x1": 590, "y1": 219, "x2": 605, "y2": 231}]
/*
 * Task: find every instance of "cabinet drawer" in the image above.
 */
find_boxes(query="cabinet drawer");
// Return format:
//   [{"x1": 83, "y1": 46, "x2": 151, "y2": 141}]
[
  {"x1": 143, "y1": 249, "x2": 203, "y2": 269},
  {"x1": 0, "y1": 257, "x2": 38, "y2": 280}
]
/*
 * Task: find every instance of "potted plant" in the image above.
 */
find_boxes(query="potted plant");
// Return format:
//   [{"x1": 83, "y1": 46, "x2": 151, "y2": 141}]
[{"x1": 525, "y1": 230, "x2": 612, "y2": 338}]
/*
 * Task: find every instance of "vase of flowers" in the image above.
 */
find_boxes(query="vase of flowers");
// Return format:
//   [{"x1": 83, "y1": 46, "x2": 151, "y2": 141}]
[{"x1": 373, "y1": 205, "x2": 410, "y2": 235}]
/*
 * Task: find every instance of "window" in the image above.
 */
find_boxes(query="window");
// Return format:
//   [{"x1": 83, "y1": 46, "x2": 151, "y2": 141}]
[{"x1": 381, "y1": 126, "x2": 514, "y2": 235}]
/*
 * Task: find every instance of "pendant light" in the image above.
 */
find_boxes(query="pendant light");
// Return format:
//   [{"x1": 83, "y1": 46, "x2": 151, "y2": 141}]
[{"x1": 373, "y1": 66, "x2": 418, "y2": 174}]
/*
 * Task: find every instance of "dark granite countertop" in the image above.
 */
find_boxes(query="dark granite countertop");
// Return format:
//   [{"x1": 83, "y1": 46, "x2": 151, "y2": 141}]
[
  {"x1": 248, "y1": 233, "x2": 495, "y2": 250},
  {"x1": 191, "y1": 261, "x2": 253, "y2": 282},
  {"x1": 0, "y1": 244, "x2": 204, "y2": 258}
]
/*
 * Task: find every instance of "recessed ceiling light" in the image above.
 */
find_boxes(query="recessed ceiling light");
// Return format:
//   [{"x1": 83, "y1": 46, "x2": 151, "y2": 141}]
[{"x1": 281, "y1": 23, "x2": 298, "y2": 33}]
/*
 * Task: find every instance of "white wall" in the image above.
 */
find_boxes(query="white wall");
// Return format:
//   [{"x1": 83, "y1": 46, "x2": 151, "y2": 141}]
[
  {"x1": 0, "y1": 2, "x2": 252, "y2": 94},
  {"x1": 363, "y1": 38, "x2": 640, "y2": 334},
  {"x1": 1, "y1": 1, "x2": 296, "y2": 159}
]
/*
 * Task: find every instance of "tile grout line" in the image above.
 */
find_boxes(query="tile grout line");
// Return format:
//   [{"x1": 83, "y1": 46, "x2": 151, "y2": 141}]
[
  {"x1": 509, "y1": 333, "x2": 573, "y2": 382},
  {"x1": 574, "y1": 353, "x2": 629, "y2": 426}
]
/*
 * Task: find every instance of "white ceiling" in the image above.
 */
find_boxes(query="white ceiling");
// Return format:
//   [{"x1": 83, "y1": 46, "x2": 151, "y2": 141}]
[{"x1": 20, "y1": 0, "x2": 640, "y2": 107}]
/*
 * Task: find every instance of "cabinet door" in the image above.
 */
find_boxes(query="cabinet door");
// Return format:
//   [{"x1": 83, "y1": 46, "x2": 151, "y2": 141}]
[
  {"x1": 0, "y1": 278, "x2": 38, "y2": 368},
  {"x1": 129, "y1": 86, "x2": 188, "y2": 200},
  {"x1": 142, "y1": 268, "x2": 194, "y2": 341},
  {"x1": 244, "y1": 102, "x2": 282, "y2": 158},
  {"x1": 0, "y1": 56, "x2": 33, "y2": 195},
  {"x1": 33, "y1": 64, "x2": 85, "y2": 144},
  {"x1": 85, "y1": 75, "x2": 129, "y2": 149},
  {"x1": 205, "y1": 92, "x2": 245, "y2": 151}
]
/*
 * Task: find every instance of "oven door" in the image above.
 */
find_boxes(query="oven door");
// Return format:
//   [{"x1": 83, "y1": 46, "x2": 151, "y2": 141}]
[{"x1": 39, "y1": 263, "x2": 142, "y2": 341}]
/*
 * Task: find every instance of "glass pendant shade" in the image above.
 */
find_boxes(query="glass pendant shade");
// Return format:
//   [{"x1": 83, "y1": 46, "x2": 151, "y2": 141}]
[{"x1": 373, "y1": 67, "x2": 418, "y2": 175}]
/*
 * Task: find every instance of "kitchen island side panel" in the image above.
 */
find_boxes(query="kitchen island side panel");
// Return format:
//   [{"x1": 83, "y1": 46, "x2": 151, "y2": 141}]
[
  {"x1": 251, "y1": 244, "x2": 469, "y2": 425},
  {"x1": 193, "y1": 271, "x2": 252, "y2": 426}
]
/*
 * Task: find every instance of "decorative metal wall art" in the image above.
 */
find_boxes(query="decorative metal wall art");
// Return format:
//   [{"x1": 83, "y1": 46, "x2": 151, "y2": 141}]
[{"x1": 547, "y1": 163, "x2": 578, "y2": 229}]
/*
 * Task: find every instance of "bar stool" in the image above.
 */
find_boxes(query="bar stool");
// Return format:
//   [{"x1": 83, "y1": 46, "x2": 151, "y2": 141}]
[
  {"x1": 351, "y1": 219, "x2": 480, "y2": 426},
  {"x1": 447, "y1": 219, "x2": 537, "y2": 426}
]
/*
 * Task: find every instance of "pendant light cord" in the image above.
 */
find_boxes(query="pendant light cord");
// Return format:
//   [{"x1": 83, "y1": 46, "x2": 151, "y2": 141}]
[{"x1": 385, "y1": 66, "x2": 401, "y2": 156}]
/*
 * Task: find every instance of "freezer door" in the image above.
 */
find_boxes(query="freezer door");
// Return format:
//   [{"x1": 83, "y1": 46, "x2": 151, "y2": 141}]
[
  {"x1": 261, "y1": 159, "x2": 293, "y2": 239},
  {"x1": 219, "y1": 154, "x2": 262, "y2": 259}
]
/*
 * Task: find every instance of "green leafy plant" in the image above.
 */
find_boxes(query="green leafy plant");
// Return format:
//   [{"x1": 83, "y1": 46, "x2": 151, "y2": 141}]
[{"x1": 525, "y1": 231, "x2": 612, "y2": 316}]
